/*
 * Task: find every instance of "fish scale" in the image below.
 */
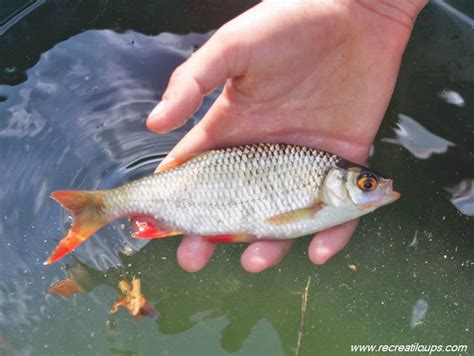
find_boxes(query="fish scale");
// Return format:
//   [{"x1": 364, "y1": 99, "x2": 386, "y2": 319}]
[{"x1": 103, "y1": 143, "x2": 341, "y2": 238}]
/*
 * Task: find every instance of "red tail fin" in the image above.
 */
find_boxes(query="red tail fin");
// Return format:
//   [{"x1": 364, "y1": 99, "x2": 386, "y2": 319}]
[{"x1": 45, "y1": 190, "x2": 109, "y2": 265}]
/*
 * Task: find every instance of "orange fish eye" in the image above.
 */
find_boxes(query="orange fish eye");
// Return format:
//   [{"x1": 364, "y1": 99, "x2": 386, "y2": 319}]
[{"x1": 357, "y1": 172, "x2": 378, "y2": 192}]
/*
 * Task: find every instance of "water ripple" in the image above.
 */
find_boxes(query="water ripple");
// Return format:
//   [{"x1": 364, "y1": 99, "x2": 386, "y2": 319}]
[{"x1": 0, "y1": 30, "x2": 212, "y2": 331}]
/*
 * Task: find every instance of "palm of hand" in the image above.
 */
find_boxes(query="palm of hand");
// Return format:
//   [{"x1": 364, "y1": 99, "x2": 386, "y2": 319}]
[{"x1": 146, "y1": 0, "x2": 418, "y2": 272}]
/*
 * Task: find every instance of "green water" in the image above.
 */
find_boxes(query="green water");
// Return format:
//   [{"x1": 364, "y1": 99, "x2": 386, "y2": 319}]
[{"x1": 0, "y1": 1, "x2": 472, "y2": 355}]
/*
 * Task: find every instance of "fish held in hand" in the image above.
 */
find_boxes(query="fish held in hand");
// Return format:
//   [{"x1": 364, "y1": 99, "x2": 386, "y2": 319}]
[{"x1": 45, "y1": 143, "x2": 400, "y2": 265}]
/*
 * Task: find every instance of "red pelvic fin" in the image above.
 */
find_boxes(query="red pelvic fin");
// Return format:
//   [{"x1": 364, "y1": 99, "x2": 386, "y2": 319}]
[
  {"x1": 202, "y1": 234, "x2": 254, "y2": 244},
  {"x1": 130, "y1": 216, "x2": 182, "y2": 239}
]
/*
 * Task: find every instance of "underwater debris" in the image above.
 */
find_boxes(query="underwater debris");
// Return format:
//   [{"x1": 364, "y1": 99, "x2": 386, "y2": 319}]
[
  {"x1": 110, "y1": 277, "x2": 157, "y2": 319},
  {"x1": 295, "y1": 275, "x2": 311, "y2": 356},
  {"x1": 408, "y1": 230, "x2": 419, "y2": 249}
]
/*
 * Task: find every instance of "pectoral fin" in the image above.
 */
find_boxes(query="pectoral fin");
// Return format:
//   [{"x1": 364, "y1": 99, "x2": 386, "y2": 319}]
[
  {"x1": 265, "y1": 205, "x2": 323, "y2": 225},
  {"x1": 133, "y1": 229, "x2": 182, "y2": 239}
]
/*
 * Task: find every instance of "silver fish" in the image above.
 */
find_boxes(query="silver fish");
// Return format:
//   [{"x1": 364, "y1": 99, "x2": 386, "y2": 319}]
[{"x1": 45, "y1": 143, "x2": 400, "y2": 264}]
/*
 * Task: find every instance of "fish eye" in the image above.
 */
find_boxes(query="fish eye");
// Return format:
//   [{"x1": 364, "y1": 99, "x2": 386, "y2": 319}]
[{"x1": 357, "y1": 172, "x2": 378, "y2": 192}]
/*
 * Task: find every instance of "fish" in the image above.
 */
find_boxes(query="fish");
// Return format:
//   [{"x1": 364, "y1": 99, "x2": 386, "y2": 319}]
[{"x1": 45, "y1": 143, "x2": 400, "y2": 265}]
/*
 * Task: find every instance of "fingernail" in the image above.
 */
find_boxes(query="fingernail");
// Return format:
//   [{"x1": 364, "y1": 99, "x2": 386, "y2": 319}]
[
  {"x1": 246, "y1": 246, "x2": 268, "y2": 273},
  {"x1": 155, "y1": 155, "x2": 175, "y2": 173},
  {"x1": 160, "y1": 156, "x2": 173, "y2": 165},
  {"x1": 148, "y1": 100, "x2": 166, "y2": 120}
]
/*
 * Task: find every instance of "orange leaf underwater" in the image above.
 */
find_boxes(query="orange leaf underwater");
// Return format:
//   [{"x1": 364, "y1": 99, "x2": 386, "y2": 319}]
[{"x1": 110, "y1": 277, "x2": 157, "y2": 319}]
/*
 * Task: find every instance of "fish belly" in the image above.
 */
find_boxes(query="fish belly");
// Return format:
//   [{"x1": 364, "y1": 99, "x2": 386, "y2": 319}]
[{"x1": 105, "y1": 144, "x2": 342, "y2": 238}]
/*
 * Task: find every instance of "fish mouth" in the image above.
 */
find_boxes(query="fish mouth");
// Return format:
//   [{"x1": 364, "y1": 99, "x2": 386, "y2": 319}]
[
  {"x1": 379, "y1": 178, "x2": 400, "y2": 206},
  {"x1": 385, "y1": 190, "x2": 401, "y2": 204}
]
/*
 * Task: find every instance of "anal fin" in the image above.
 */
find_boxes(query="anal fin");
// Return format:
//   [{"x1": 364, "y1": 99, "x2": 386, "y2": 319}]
[{"x1": 202, "y1": 234, "x2": 254, "y2": 244}]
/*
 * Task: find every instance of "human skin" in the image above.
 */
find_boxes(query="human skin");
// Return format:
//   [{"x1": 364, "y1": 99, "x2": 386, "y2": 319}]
[{"x1": 145, "y1": 0, "x2": 428, "y2": 272}]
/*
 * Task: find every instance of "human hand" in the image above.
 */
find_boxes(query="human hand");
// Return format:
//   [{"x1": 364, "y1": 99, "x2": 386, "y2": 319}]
[{"x1": 146, "y1": 0, "x2": 428, "y2": 272}]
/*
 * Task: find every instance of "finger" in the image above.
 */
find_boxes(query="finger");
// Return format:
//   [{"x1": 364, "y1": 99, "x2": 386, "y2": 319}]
[
  {"x1": 176, "y1": 235, "x2": 216, "y2": 272},
  {"x1": 155, "y1": 125, "x2": 216, "y2": 173},
  {"x1": 147, "y1": 30, "x2": 246, "y2": 133},
  {"x1": 308, "y1": 220, "x2": 358, "y2": 265},
  {"x1": 240, "y1": 240, "x2": 293, "y2": 273}
]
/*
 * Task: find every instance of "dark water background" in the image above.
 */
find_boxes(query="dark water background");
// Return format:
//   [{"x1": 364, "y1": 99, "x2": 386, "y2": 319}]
[{"x1": 0, "y1": 1, "x2": 473, "y2": 355}]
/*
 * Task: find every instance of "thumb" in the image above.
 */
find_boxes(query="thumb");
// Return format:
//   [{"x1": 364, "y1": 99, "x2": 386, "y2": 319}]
[{"x1": 147, "y1": 29, "x2": 246, "y2": 133}]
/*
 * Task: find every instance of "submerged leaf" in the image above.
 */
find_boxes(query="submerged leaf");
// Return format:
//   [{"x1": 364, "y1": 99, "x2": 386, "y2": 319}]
[{"x1": 110, "y1": 277, "x2": 157, "y2": 319}]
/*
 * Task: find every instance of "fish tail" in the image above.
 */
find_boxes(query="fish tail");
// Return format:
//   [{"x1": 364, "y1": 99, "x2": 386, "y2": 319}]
[{"x1": 45, "y1": 190, "x2": 110, "y2": 265}]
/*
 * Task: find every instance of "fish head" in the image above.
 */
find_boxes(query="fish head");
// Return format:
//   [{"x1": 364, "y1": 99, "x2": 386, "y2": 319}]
[{"x1": 322, "y1": 166, "x2": 400, "y2": 213}]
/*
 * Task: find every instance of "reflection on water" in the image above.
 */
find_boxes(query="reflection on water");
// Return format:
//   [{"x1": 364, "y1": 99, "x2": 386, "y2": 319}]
[
  {"x1": 0, "y1": 29, "x2": 215, "y2": 348},
  {"x1": 410, "y1": 299, "x2": 428, "y2": 329},
  {"x1": 433, "y1": 0, "x2": 474, "y2": 27},
  {"x1": 47, "y1": 256, "x2": 299, "y2": 355},
  {"x1": 1, "y1": 29, "x2": 213, "y2": 268},
  {"x1": 446, "y1": 179, "x2": 474, "y2": 216},
  {"x1": 382, "y1": 114, "x2": 455, "y2": 159},
  {"x1": 0, "y1": 1, "x2": 473, "y2": 355},
  {"x1": 0, "y1": 0, "x2": 46, "y2": 36},
  {"x1": 438, "y1": 89, "x2": 466, "y2": 107}
]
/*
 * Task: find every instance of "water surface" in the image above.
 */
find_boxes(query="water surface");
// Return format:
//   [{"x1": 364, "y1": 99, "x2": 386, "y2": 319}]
[{"x1": 0, "y1": 1, "x2": 472, "y2": 355}]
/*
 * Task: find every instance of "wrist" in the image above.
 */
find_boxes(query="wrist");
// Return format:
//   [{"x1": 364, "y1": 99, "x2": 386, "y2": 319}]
[{"x1": 354, "y1": 0, "x2": 429, "y2": 29}]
